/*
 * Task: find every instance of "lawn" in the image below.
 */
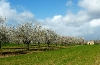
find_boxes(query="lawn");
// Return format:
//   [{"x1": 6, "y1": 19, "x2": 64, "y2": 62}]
[{"x1": 0, "y1": 45, "x2": 100, "y2": 65}]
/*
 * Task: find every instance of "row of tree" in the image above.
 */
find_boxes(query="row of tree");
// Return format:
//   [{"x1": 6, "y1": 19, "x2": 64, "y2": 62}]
[
  {"x1": 94, "y1": 40, "x2": 100, "y2": 45},
  {"x1": 0, "y1": 21, "x2": 86, "y2": 50}
]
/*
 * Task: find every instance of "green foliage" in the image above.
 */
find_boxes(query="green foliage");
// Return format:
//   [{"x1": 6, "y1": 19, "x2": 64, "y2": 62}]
[{"x1": 0, "y1": 45, "x2": 100, "y2": 65}]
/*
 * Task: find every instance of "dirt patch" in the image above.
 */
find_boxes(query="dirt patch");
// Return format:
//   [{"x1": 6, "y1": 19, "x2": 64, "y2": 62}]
[{"x1": 0, "y1": 47, "x2": 60, "y2": 58}]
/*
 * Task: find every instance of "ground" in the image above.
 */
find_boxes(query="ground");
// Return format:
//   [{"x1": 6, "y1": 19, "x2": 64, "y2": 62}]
[{"x1": 0, "y1": 44, "x2": 100, "y2": 65}]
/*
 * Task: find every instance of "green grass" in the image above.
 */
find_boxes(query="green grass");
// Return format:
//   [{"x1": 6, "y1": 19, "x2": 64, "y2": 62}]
[{"x1": 0, "y1": 45, "x2": 100, "y2": 65}]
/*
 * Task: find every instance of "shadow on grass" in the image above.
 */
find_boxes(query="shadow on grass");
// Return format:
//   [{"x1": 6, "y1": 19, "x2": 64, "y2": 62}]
[
  {"x1": 1, "y1": 50, "x2": 27, "y2": 55},
  {"x1": 29, "y1": 47, "x2": 53, "y2": 51},
  {"x1": 0, "y1": 46, "x2": 61, "y2": 57},
  {"x1": 3, "y1": 47, "x2": 25, "y2": 49}
]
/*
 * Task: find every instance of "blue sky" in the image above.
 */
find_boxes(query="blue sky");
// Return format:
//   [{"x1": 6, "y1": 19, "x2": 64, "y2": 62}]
[
  {"x1": 0, "y1": 0, "x2": 100, "y2": 40},
  {"x1": 8, "y1": 0, "x2": 78, "y2": 19}
]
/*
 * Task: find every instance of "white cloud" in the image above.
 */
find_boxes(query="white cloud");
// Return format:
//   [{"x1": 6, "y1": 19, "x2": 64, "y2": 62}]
[
  {"x1": 0, "y1": 0, "x2": 34, "y2": 24},
  {"x1": 41, "y1": 0, "x2": 100, "y2": 40},
  {"x1": 78, "y1": 0, "x2": 100, "y2": 18},
  {"x1": 90, "y1": 19, "x2": 100, "y2": 27},
  {"x1": 66, "y1": 1, "x2": 74, "y2": 6},
  {"x1": 40, "y1": 14, "x2": 90, "y2": 37},
  {"x1": 78, "y1": 0, "x2": 100, "y2": 11},
  {"x1": 14, "y1": 11, "x2": 34, "y2": 23}
]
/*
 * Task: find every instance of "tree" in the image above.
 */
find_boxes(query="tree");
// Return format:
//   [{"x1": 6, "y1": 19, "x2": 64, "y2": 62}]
[
  {"x1": 16, "y1": 22, "x2": 33, "y2": 50},
  {"x1": 0, "y1": 24, "x2": 9, "y2": 48},
  {"x1": 44, "y1": 29, "x2": 57, "y2": 47},
  {"x1": 0, "y1": 17, "x2": 6, "y2": 49},
  {"x1": 33, "y1": 24, "x2": 43, "y2": 48},
  {"x1": 8, "y1": 25, "x2": 21, "y2": 46}
]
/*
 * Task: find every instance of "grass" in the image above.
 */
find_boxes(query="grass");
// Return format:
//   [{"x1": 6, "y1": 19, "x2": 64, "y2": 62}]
[
  {"x1": 0, "y1": 43, "x2": 63, "y2": 57},
  {"x1": 0, "y1": 45, "x2": 100, "y2": 65}
]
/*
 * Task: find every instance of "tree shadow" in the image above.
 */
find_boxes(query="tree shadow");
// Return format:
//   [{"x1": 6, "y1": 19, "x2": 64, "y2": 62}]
[
  {"x1": 0, "y1": 46, "x2": 61, "y2": 57},
  {"x1": 1, "y1": 50, "x2": 27, "y2": 55},
  {"x1": 3, "y1": 47, "x2": 25, "y2": 49}
]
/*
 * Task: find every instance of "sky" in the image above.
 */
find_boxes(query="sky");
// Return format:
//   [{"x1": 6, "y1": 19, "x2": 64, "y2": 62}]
[{"x1": 0, "y1": 0, "x2": 100, "y2": 40}]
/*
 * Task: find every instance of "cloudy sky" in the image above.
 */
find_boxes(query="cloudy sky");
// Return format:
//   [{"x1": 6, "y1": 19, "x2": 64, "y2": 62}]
[{"x1": 0, "y1": 0, "x2": 100, "y2": 40}]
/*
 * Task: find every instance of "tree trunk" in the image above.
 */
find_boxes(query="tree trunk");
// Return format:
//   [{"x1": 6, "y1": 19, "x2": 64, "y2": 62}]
[
  {"x1": 27, "y1": 43, "x2": 29, "y2": 50},
  {"x1": 61, "y1": 42, "x2": 64, "y2": 46},
  {"x1": 38, "y1": 42, "x2": 40, "y2": 48},
  {"x1": 0, "y1": 41, "x2": 1, "y2": 49},
  {"x1": 64, "y1": 42, "x2": 67, "y2": 46},
  {"x1": 23, "y1": 39, "x2": 30, "y2": 50},
  {"x1": 47, "y1": 40, "x2": 50, "y2": 47},
  {"x1": 55, "y1": 43, "x2": 57, "y2": 46},
  {"x1": 47, "y1": 43, "x2": 49, "y2": 47},
  {"x1": 18, "y1": 42, "x2": 19, "y2": 46}
]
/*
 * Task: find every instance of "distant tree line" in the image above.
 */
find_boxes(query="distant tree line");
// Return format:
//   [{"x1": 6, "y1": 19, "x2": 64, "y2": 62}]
[
  {"x1": 94, "y1": 40, "x2": 100, "y2": 45},
  {"x1": 0, "y1": 17, "x2": 86, "y2": 50}
]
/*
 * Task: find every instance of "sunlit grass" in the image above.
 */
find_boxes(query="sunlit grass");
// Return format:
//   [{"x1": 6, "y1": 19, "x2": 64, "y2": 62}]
[{"x1": 0, "y1": 45, "x2": 100, "y2": 65}]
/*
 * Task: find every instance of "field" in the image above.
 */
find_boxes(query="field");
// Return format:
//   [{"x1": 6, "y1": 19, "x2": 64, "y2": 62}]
[{"x1": 0, "y1": 45, "x2": 100, "y2": 65}]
